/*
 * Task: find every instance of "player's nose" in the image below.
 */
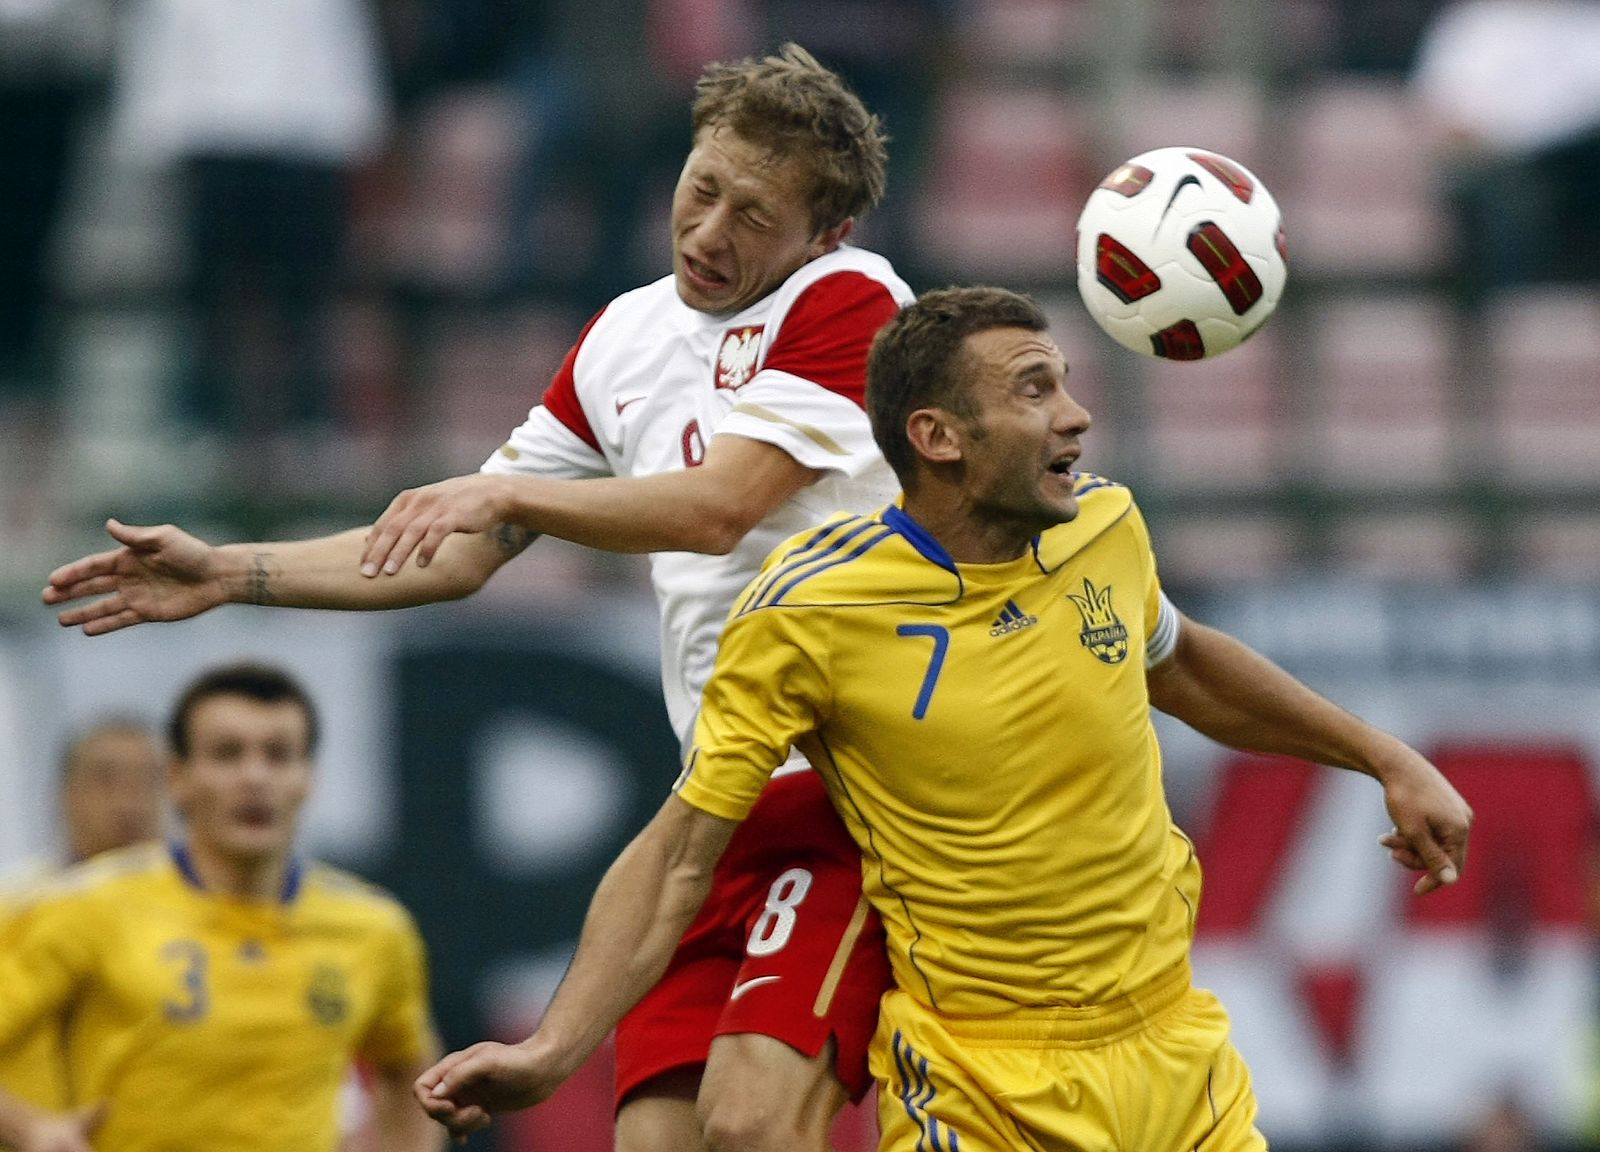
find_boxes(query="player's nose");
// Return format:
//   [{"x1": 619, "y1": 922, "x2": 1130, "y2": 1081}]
[
  {"x1": 1049, "y1": 388, "x2": 1092, "y2": 435},
  {"x1": 687, "y1": 204, "x2": 735, "y2": 252}
]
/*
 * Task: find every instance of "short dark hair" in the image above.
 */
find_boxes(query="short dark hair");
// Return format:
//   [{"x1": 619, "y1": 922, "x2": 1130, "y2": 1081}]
[
  {"x1": 866, "y1": 285, "x2": 1051, "y2": 486},
  {"x1": 692, "y1": 42, "x2": 888, "y2": 233},
  {"x1": 167, "y1": 663, "x2": 319, "y2": 759}
]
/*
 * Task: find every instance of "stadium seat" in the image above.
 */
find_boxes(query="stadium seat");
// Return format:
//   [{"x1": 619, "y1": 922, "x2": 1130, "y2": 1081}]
[
  {"x1": 1515, "y1": 511, "x2": 1600, "y2": 578},
  {"x1": 424, "y1": 304, "x2": 579, "y2": 473},
  {"x1": 957, "y1": 0, "x2": 1095, "y2": 66},
  {"x1": 377, "y1": 88, "x2": 527, "y2": 291},
  {"x1": 1327, "y1": 510, "x2": 1475, "y2": 580},
  {"x1": 915, "y1": 84, "x2": 1094, "y2": 282},
  {"x1": 1139, "y1": 325, "x2": 1290, "y2": 492},
  {"x1": 1306, "y1": 293, "x2": 1456, "y2": 489},
  {"x1": 1110, "y1": 78, "x2": 1267, "y2": 170},
  {"x1": 1484, "y1": 285, "x2": 1600, "y2": 489},
  {"x1": 1150, "y1": 512, "x2": 1298, "y2": 586},
  {"x1": 1281, "y1": 79, "x2": 1448, "y2": 277}
]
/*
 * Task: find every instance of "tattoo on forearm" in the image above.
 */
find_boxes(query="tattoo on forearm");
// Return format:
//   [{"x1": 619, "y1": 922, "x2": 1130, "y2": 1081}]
[
  {"x1": 491, "y1": 523, "x2": 535, "y2": 558},
  {"x1": 248, "y1": 553, "x2": 278, "y2": 606}
]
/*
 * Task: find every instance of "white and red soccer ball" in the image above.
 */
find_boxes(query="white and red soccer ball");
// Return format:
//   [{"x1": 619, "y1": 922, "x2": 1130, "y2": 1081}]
[{"x1": 1075, "y1": 147, "x2": 1288, "y2": 361}]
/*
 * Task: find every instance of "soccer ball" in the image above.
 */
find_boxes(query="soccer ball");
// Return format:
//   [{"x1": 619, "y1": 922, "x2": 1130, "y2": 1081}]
[{"x1": 1074, "y1": 147, "x2": 1288, "y2": 361}]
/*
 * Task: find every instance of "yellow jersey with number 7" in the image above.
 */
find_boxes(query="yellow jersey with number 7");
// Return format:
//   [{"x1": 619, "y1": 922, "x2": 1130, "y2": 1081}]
[{"x1": 678, "y1": 476, "x2": 1197, "y2": 1017}]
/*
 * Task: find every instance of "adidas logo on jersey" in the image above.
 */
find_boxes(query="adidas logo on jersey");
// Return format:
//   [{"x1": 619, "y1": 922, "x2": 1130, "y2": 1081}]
[{"x1": 989, "y1": 600, "x2": 1038, "y2": 636}]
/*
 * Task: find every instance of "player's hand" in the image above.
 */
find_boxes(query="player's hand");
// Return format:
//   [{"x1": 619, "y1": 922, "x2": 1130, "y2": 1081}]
[
  {"x1": 362, "y1": 475, "x2": 514, "y2": 577},
  {"x1": 42, "y1": 520, "x2": 225, "y2": 636},
  {"x1": 1374, "y1": 743, "x2": 1473, "y2": 895},
  {"x1": 412, "y1": 1040, "x2": 563, "y2": 1142},
  {"x1": 19, "y1": 1101, "x2": 105, "y2": 1152}
]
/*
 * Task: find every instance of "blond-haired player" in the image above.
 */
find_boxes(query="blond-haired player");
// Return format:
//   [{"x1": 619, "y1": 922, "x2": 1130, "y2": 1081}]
[{"x1": 46, "y1": 44, "x2": 913, "y2": 1152}]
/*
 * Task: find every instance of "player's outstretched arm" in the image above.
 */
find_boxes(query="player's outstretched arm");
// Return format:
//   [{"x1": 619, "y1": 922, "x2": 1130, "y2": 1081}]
[
  {"x1": 363, "y1": 435, "x2": 821, "y2": 575},
  {"x1": 44, "y1": 515, "x2": 525, "y2": 636},
  {"x1": 414, "y1": 796, "x2": 737, "y2": 1141},
  {"x1": 1146, "y1": 612, "x2": 1472, "y2": 895}
]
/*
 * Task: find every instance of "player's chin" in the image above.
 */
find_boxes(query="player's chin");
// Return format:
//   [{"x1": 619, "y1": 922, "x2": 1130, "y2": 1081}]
[{"x1": 1037, "y1": 480, "x2": 1079, "y2": 522}]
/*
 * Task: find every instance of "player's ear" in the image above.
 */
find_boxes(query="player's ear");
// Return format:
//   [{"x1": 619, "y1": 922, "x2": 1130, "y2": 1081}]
[
  {"x1": 906, "y1": 408, "x2": 964, "y2": 466},
  {"x1": 810, "y1": 217, "x2": 853, "y2": 257}
]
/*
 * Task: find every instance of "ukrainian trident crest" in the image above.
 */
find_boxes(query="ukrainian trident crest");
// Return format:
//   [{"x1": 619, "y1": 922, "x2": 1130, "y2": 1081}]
[
  {"x1": 307, "y1": 962, "x2": 349, "y2": 1026},
  {"x1": 1067, "y1": 578, "x2": 1129, "y2": 664}
]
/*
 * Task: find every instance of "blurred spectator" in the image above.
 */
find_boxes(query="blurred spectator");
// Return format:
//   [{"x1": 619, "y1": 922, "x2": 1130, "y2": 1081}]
[
  {"x1": 498, "y1": 0, "x2": 705, "y2": 306},
  {"x1": 106, "y1": 0, "x2": 392, "y2": 441},
  {"x1": 1332, "y1": 0, "x2": 1450, "y2": 72},
  {"x1": 1411, "y1": 0, "x2": 1600, "y2": 296},
  {"x1": 755, "y1": 0, "x2": 952, "y2": 282},
  {"x1": 0, "y1": 0, "x2": 110, "y2": 402}
]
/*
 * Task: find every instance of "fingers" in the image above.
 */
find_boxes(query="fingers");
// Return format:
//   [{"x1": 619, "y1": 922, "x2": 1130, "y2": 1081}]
[
  {"x1": 363, "y1": 511, "x2": 450, "y2": 576},
  {"x1": 361, "y1": 493, "x2": 430, "y2": 577},
  {"x1": 446, "y1": 1105, "x2": 492, "y2": 1138},
  {"x1": 1380, "y1": 825, "x2": 1462, "y2": 896},
  {"x1": 53, "y1": 594, "x2": 133, "y2": 631},
  {"x1": 103, "y1": 518, "x2": 156, "y2": 547},
  {"x1": 415, "y1": 1046, "x2": 502, "y2": 1141},
  {"x1": 43, "y1": 549, "x2": 123, "y2": 597},
  {"x1": 78, "y1": 609, "x2": 146, "y2": 637},
  {"x1": 415, "y1": 520, "x2": 455, "y2": 569},
  {"x1": 43, "y1": 573, "x2": 123, "y2": 606}
]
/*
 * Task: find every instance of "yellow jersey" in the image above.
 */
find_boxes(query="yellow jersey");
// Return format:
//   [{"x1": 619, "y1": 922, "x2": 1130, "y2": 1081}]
[
  {"x1": 679, "y1": 477, "x2": 1198, "y2": 1017},
  {"x1": 0, "y1": 842, "x2": 434, "y2": 1152},
  {"x1": 0, "y1": 859, "x2": 73, "y2": 1143}
]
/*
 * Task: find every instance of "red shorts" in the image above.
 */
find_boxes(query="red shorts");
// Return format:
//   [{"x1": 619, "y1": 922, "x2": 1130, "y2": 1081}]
[{"x1": 614, "y1": 769, "x2": 889, "y2": 1107}]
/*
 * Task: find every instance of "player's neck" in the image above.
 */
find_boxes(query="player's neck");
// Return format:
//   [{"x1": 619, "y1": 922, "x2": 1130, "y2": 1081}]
[
  {"x1": 180, "y1": 837, "x2": 291, "y2": 902},
  {"x1": 900, "y1": 490, "x2": 1034, "y2": 565}
]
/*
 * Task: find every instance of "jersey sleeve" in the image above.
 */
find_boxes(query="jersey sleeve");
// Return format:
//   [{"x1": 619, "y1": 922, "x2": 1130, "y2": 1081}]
[
  {"x1": 480, "y1": 309, "x2": 613, "y2": 480},
  {"x1": 1125, "y1": 499, "x2": 1181, "y2": 666},
  {"x1": 715, "y1": 271, "x2": 900, "y2": 478},
  {"x1": 0, "y1": 891, "x2": 99, "y2": 1053},
  {"x1": 356, "y1": 905, "x2": 435, "y2": 1069},
  {"x1": 675, "y1": 603, "x2": 831, "y2": 821}
]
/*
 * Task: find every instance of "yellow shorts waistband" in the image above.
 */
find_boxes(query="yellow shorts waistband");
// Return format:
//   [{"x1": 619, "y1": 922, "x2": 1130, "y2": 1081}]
[{"x1": 937, "y1": 959, "x2": 1193, "y2": 1047}]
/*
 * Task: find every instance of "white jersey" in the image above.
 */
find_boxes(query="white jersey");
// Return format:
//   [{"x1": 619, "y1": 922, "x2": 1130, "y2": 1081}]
[{"x1": 483, "y1": 245, "x2": 914, "y2": 747}]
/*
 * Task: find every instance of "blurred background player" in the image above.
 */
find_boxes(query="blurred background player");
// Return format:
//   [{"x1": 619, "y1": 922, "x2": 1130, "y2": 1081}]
[
  {"x1": 44, "y1": 42, "x2": 912, "y2": 1152},
  {"x1": 0, "y1": 662, "x2": 443, "y2": 1152},
  {"x1": 55, "y1": 718, "x2": 165, "y2": 864},
  {"x1": 0, "y1": 718, "x2": 163, "y2": 1150}
]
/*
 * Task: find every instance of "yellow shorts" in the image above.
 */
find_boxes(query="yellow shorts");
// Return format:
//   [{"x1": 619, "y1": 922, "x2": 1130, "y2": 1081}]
[{"x1": 871, "y1": 963, "x2": 1267, "y2": 1151}]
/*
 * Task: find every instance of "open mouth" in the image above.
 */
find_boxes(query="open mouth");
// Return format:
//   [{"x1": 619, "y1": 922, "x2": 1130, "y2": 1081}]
[{"x1": 683, "y1": 255, "x2": 728, "y2": 289}]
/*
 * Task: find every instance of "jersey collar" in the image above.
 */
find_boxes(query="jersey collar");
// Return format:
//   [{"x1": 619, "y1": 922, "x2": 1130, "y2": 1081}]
[
  {"x1": 169, "y1": 841, "x2": 304, "y2": 904},
  {"x1": 882, "y1": 505, "x2": 1052, "y2": 576}
]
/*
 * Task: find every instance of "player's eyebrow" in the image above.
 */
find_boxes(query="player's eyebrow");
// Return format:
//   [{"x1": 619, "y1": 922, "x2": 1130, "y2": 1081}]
[{"x1": 1014, "y1": 357, "x2": 1063, "y2": 386}]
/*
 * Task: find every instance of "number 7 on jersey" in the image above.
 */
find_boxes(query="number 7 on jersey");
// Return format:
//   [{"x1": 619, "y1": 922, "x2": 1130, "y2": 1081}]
[{"x1": 895, "y1": 624, "x2": 949, "y2": 720}]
